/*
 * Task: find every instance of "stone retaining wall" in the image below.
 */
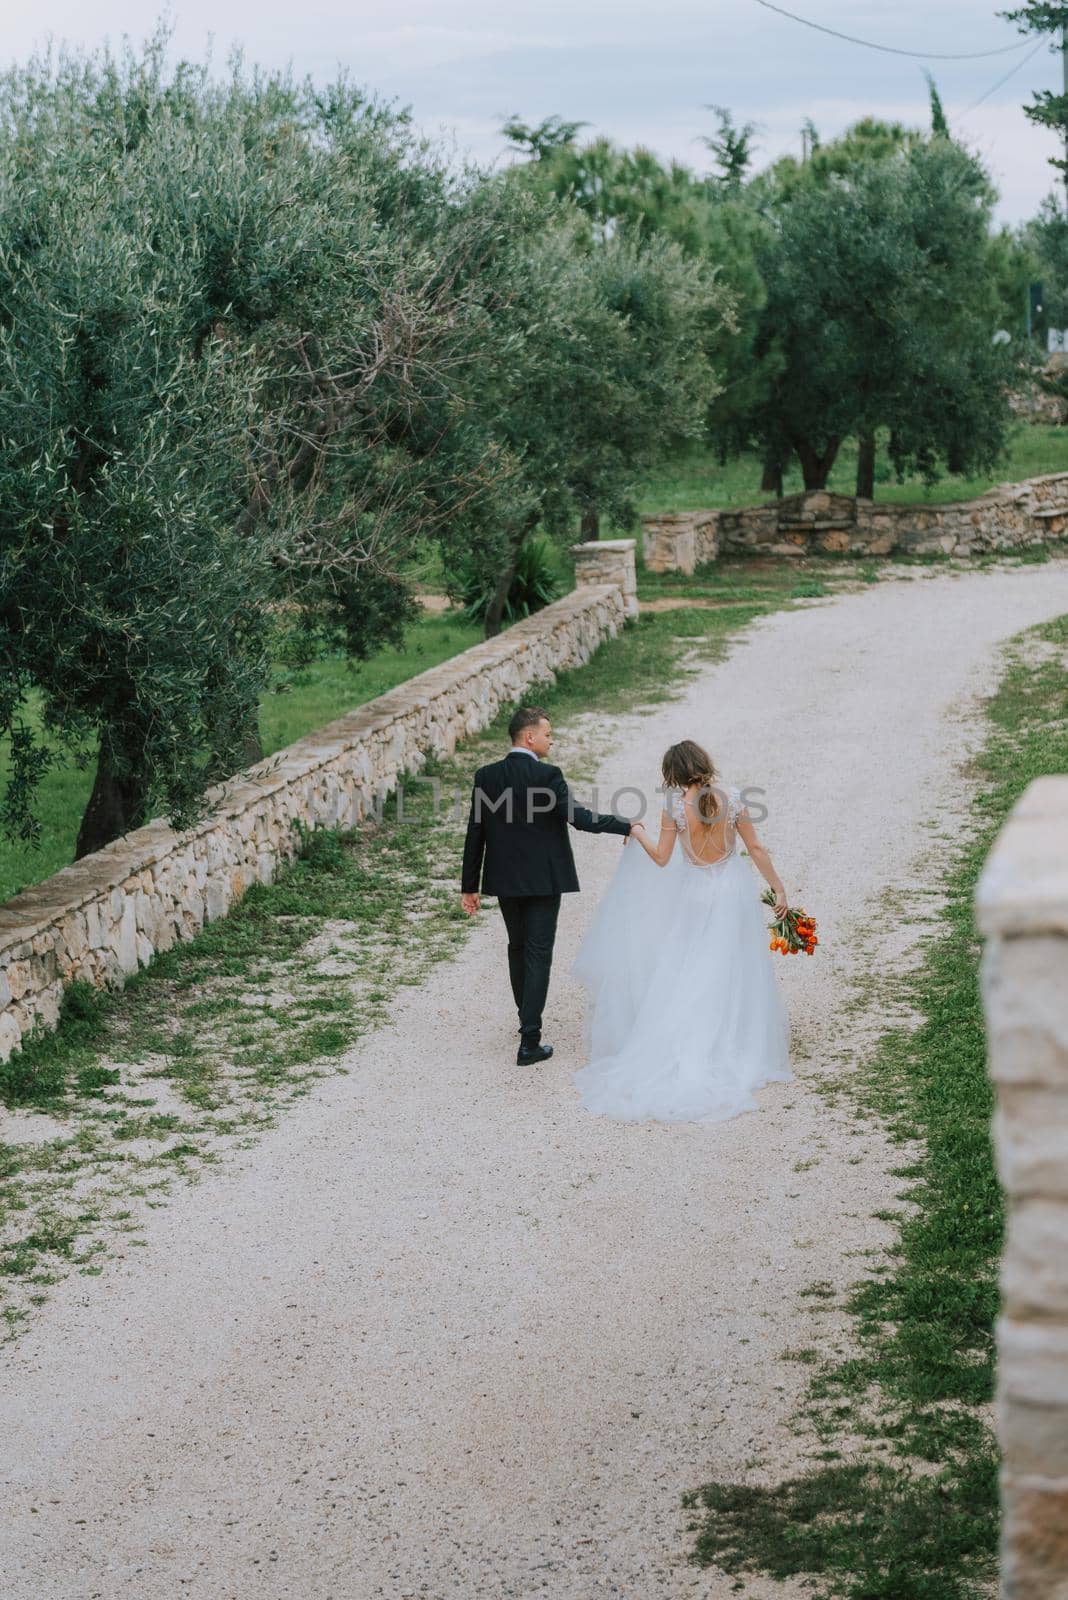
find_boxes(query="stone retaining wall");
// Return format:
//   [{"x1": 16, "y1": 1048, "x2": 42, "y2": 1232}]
[
  {"x1": 0, "y1": 544, "x2": 636, "y2": 1063},
  {"x1": 977, "y1": 775, "x2": 1068, "y2": 1597},
  {"x1": 642, "y1": 472, "x2": 1068, "y2": 569}
]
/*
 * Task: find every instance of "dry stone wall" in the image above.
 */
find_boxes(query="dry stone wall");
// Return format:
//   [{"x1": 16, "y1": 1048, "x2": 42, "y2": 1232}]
[
  {"x1": 0, "y1": 552, "x2": 635, "y2": 1063},
  {"x1": 642, "y1": 473, "x2": 1068, "y2": 569},
  {"x1": 977, "y1": 775, "x2": 1068, "y2": 1597}
]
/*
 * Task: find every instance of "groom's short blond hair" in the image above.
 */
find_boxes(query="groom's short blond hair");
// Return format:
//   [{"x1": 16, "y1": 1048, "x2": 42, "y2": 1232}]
[{"x1": 508, "y1": 705, "x2": 550, "y2": 743}]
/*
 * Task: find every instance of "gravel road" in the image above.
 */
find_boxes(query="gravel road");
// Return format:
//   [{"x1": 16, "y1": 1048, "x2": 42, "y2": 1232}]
[{"x1": 3, "y1": 561, "x2": 1068, "y2": 1600}]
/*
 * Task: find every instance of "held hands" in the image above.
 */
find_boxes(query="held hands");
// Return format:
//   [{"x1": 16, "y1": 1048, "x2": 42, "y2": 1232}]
[
  {"x1": 625, "y1": 821, "x2": 648, "y2": 847},
  {"x1": 460, "y1": 892, "x2": 481, "y2": 916}
]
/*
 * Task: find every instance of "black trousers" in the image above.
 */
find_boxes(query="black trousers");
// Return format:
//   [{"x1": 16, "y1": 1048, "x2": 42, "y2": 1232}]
[{"x1": 496, "y1": 894, "x2": 562, "y2": 1043}]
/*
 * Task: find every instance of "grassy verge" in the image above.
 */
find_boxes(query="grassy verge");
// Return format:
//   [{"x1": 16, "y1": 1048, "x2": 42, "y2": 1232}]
[
  {"x1": 0, "y1": 579, "x2": 807, "y2": 1338},
  {"x1": 635, "y1": 552, "x2": 886, "y2": 607},
  {"x1": 639, "y1": 425, "x2": 1068, "y2": 515},
  {"x1": 634, "y1": 547, "x2": 1059, "y2": 617},
  {"x1": 684, "y1": 611, "x2": 1068, "y2": 1598}
]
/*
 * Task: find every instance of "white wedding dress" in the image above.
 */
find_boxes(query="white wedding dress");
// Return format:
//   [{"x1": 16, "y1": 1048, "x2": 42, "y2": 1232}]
[{"x1": 571, "y1": 783, "x2": 792, "y2": 1123}]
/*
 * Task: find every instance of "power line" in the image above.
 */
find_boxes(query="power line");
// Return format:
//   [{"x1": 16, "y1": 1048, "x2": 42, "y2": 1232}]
[
  {"x1": 750, "y1": 0, "x2": 1033, "y2": 61},
  {"x1": 957, "y1": 36, "x2": 1049, "y2": 117}
]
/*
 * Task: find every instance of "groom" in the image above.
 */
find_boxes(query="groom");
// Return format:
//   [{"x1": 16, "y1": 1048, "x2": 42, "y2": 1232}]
[{"x1": 460, "y1": 706, "x2": 637, "y2": 1066}]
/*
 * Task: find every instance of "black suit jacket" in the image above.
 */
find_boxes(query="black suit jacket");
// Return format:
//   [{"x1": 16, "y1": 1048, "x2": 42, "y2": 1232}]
[{"x1": 461, "y1": 751, "x2": 632, "y2": 897}]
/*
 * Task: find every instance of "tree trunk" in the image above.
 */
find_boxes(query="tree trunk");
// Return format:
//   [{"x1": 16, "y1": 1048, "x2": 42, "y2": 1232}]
[
  {"x1": 484, "y1": 517, "x2": 539, "y2": 640},
  {"x1": 239, "y1": 720, "x2": 263, "y2": 769},
  {"x1": 580, "y1": 507, "x2": 600, "y2": 540},
  {"x1": 204, "y1": 707, "x2": 264, "y2": 785},
  {"x1": 855, "y1": 429, "x2": 876, "y2": 499},
  {"x1": 75, "y1": 738, "x2": 152, "y2": 860},
  {"x1": 484, "y1": 540, "x2": 524, "y2": 640},
  {"x1": 947, "y1": 439, "x2": 966, "y2": 474},
  {"x1": 760, "y1": 450, "x2": 784, "y2": 498},
  {"x1": 793, "y1": 437, "x2": 840, "y2": 491}
]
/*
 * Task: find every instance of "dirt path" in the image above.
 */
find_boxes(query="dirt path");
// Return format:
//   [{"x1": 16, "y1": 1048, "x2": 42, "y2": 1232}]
[{"x1": 4, "y1": 563, "x2": 1068, "y2": 1600}]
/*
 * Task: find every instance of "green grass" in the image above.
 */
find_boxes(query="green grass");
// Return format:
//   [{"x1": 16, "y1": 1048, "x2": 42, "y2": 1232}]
[
  {"x1": 0, "y1": 611, "x2": 481, "y2": 904},
  {"x1": 639, "y1": 424, "x2": 1068, "y2": 515},
  {"x1": 635, "y1": 552, "x2": 861, "y2": 607},
  {"x1": 258, "y1": 615, "x2": 482, "y2": 753},
  {"x1": 684, "y1": 610, "x2": 1068, "y2": 1599}
]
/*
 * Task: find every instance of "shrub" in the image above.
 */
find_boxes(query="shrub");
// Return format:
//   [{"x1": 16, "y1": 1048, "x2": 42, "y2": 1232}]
[{"x1": 454, "y1": 534, "x2": 565, "y2": 626}]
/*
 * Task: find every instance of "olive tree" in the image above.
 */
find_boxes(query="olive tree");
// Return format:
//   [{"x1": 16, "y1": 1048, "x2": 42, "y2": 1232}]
[
  {"x1": 0, "y1": 33, "x2": 735, "y2": 858},
  {"x1": 439, "y1": 183, "x2": 732, "y2": 631},
  {"x1": 748, "y1": 132, "x2": 1014, "y2": 493},
  {"x1": 0, "y1": 36, "x2": 500, "y2": 854}
]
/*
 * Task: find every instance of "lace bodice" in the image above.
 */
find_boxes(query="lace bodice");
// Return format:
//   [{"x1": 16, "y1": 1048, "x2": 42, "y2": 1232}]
[{"x1": 666, "y1": 783, "x2": 745, "y2": 870}]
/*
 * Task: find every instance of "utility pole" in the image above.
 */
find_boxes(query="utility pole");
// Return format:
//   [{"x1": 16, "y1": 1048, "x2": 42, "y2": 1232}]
[{"x1": 1063, "y1": 21, "x2": 1068, "y2": 206}]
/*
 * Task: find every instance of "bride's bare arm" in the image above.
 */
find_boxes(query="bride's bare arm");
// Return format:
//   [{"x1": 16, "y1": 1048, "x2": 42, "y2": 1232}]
[
  {"x1": 735, "y1": 813, "x2": 787, "y2": 915},
  {"x1": 628, "y1": 812, "x2": 677, "y2": 868}
]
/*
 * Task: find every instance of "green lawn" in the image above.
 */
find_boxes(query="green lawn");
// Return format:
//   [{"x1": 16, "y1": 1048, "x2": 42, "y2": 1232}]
[
  {"x1": 638, "y1": 424, "x2": 1068, "y2": 516},
  {"x1": 0, "y1": 612, "x2": 481, "y2": 904}
]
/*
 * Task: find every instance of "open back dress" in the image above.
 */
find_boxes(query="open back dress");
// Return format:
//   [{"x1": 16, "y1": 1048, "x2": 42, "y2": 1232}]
[{"x1": 571, "y1": 783, "x2": 792, "y2": 1123}]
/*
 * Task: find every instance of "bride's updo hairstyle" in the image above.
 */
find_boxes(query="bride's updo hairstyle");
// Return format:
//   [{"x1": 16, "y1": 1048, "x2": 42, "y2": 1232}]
[{"x1": 661, "y1": 740, "x2": 723, "y2": 823}]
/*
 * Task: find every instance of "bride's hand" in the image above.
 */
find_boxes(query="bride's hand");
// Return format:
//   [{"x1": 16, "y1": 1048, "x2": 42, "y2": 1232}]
[
  {"x1": 772, "y1": 888, "x2": 788, "y2": 918},
  {"x1": 627, "y1": 821, "x2": 647, "y2": 846}
]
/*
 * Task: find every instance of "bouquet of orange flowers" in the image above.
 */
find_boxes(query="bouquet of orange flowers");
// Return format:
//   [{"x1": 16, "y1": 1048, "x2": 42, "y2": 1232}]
[{"x1": 762, "y1": 888, "x2": 818, "y2": 956}]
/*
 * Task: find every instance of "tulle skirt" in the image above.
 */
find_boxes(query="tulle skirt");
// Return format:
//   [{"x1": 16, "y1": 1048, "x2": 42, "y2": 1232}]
[{"x1": 571, "y1": 841, "x2": 792, "y2": 1124}]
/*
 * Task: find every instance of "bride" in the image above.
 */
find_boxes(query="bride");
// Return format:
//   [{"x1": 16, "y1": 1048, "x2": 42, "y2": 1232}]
[{"x1": 571, "y1": 739, "x2": 792, "y2": 1124}]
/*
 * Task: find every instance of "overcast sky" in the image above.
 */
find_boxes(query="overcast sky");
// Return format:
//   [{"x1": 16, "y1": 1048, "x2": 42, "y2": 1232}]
[{"x1": 5, "y1": 0, "x2": 1065, "y2": 224}]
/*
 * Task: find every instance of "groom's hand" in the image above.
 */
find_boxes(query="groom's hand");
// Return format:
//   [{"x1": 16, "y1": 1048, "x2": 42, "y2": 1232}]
[{"x1": 460, "y1": 892, "x2": 481, "y2": 915}]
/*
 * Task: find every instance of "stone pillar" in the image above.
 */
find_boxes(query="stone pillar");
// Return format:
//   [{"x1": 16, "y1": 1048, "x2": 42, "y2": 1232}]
[
  {"x1": 692, "y1": 511, "x2": 720, "y2": 565},
  {"x1": 976, "y1": 774, "x2": 1068, "y2": 1598},
  {"x1": 641, "y1": 515, "x2": 696, "y2": 574},
  {"x1": 571, "y1": 538, "x2": 638, "y2": 618}
]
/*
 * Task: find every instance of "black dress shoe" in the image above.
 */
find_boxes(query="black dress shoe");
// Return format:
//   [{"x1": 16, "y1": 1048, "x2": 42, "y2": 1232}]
[{"x1": 517, "y1": 1041, "x2": 554, "y2": 1065}]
